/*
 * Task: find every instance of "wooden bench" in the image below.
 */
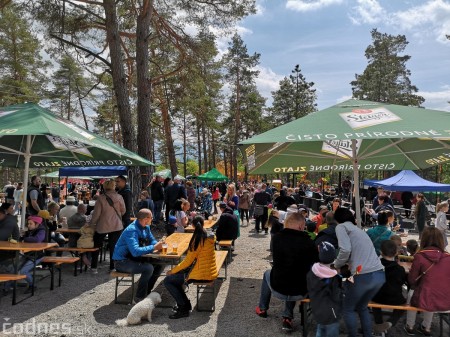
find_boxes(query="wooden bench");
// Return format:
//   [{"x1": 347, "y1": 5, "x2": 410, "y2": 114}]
[
  {"x1": 0, "y1": 274, "x2": 26, "y2": 283},
  {"x1": 298, "y1": 299, "x2": 425, "y2": 337},
  {"x1": 48, "y1": 247, "x2": 99, "y2": 273},
  {"x1": 217, "y1": 240, "x2": 233, "y2": 264},
  {"x1": 110, "y1": 270, "x2": 135, "y2": 305},
  {"x1": 193, "y1": 250, "x2": 228, "y2": 312},
  {"x1": 41, "y1": 256, "x2": 80, "y2": 290}
]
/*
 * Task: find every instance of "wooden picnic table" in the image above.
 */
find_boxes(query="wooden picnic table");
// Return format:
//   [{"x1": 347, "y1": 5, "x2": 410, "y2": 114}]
[
  {"x1": 144, "y1": 232, "x2": 193, "y2": 261},
  {"x1": 0, "y1": 241, "x2": 58, "y2": 304},
  {"x1": 185, "y1": 219, "x2": 215, "y2": 233}
]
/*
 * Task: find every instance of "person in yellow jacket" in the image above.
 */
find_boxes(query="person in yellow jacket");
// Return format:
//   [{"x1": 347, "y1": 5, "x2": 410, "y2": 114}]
[{"x1": 164, "y1": 215, "x2": 218, "y2": 319}]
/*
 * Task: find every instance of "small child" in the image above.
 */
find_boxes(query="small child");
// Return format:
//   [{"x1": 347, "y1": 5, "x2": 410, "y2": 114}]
[
  {"x1": 406, "y1": 239, "x2": 419, "y2": 256},
  {"x1": 307, "y1": 241, "x2": 342, "y2": 337},
  {"x1": 371, "y1": 240, "x2": 407, "y2": 334},
  {"x1": 77, "y1": 221, "x2": 95, "y2": 267},
  {"x1": 390, "y1": 234, "x2": 408, "y2": 256},
  {"x1": 306, "y1": 220, "x2": 317, "y2": 240}
]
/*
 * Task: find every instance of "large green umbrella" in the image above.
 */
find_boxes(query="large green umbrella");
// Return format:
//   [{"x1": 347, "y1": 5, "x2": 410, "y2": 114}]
[
  {"x1": 197, "y1": 168, "x2": 229, "y2": 181},
  {"x1": 240, "y1": 99, "x2": 450, "y2": 225},
  {"x1": 0, "y1": 102, "x2": 154, "y2": 224}
]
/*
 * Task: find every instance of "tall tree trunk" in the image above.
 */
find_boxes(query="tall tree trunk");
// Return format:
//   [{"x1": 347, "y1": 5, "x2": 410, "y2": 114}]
[
  {"x1": 183, "y1": 109, "x2": 187, "y2": 177},
  {"x1": 196, "y1": 115, "x2": 202, "y2": 172},
  {"x1": 76, "y1": 83, "x2": 89, "y2": 129},
  {"x1": 223, "y1": 148, "x2": 228, "y2": 178},
  {"x1": 233, "y1": 70, "x2": 240, "y2": 181},
  {"x1": 211, "y1": 130, "x2": 216, "y2": 169},
  {"x1": 136, "y1": 0, "x2": 152, "y2": 189},
  {"x1": 158, "y1": 90, "x2": 177, "y2": 177},
  {"x1": 103, "y1": 0, "x2": 135, "y2": 152},
  {"x1": 201, "y1": 115, "x2": 207, "y2": 173}
]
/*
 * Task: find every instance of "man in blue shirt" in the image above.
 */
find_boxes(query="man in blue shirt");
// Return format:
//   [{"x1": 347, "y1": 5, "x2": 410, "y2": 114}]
[{"x1": 113, "y1": 208, "x2": 163, "y2": 302}]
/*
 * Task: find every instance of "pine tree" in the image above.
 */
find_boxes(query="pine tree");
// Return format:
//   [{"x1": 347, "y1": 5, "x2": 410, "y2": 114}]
[
  {"x1": 223, "y1": 33, "x2": 262, "y2": 181},
  {"x1": 0, "y1": 4, "x2": 49, "y2": 106},
  {"x1": 351, "y1": 29, "x2": 424, "y2": 107},
  {"x1": 269, "y1": 65, "x2": 317, "y2": 127}
]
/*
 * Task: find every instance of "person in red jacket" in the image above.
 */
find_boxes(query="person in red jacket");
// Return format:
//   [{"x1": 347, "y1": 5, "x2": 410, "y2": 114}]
[{"x1": 405, "y1": 227, "x2": 450, "y2": 336}]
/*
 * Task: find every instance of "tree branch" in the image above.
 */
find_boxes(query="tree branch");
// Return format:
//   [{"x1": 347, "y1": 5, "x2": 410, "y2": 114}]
[{"x1": 49, "y1": 34, "x2": 112, "y2": 68}]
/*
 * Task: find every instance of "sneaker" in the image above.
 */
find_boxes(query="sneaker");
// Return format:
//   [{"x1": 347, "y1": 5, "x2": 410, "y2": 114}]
[
  {"x1": 169, "y1": 309, "x2": 189, "y2": 319},
  {"x1": 90, "y1": 268, "x2": 98, "y2": 274},
  {"x1": 282, "y1": 318, "x2": 293, "y2": 332},
  {"x1": 374, "y1": 322, "x2": 392, "y2": 333},
  {"x1": 416, "y1": 325, "x2": 432, "y2": 336},
  {"x1": 404, "y1": 324, "x2": 416, "y2": 336},
  {"x1": 255, "y1": 306, "x2": 267, "y2": 318}
]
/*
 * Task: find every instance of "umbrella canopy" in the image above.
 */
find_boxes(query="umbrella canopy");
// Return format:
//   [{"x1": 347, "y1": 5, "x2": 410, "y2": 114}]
[
  {"x1": 197, "y1": 168, "x2": 229, "y2": 181},
  {"x1": 0, "y1": 102, "x2": 154, "y2": 226},
  {"x1": 153, "y1": 169, "x2": 172, "y2": 179},
  {"x1": 364, "y1": 170, "x2": 450, "y2": 192},
  {"x1": 241, "y1": 99, "x2": 450, "y2": 174},
  {"x1": 0, "y1": 103, "x2": 154, "y2": 168},
  {"x1": 240, "y1": 99, "x2": 450, "y2": 225}
]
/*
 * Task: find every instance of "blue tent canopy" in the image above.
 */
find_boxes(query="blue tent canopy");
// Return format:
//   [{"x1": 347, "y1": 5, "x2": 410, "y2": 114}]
[
  {"x1": 364, "y1": 170, "x2": 450, "y2": 192},
  {"x1": 59, "y1": 166, "x2": 127, "y2": 177}
]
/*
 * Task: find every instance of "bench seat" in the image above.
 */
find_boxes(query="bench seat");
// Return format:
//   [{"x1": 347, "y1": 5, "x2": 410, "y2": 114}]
[
  {"x1": 110, "y1": 271, "x2": 135, "y2": 305},
  {"x1": 192, "y1": 250, "x2": 228, "y2": 312},
  {"x1": 41, "y1": 256, "x2": 80, "y2": 290}
]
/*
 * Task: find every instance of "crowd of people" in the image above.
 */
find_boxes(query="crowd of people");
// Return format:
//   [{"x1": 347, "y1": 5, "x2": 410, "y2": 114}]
[{"x1": 1, "y1": 175, "x2": 450, "y2": 334}]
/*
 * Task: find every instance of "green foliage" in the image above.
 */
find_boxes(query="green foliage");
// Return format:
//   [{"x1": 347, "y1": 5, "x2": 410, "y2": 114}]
[
  {"x1": 351, "y1": 29, "x2": 425, "y2": 107},
  {"x1": 0, "y1": 4, "x2": 50, "y2": 106},
  {"x1": 268, "y1": 65, "x2": 317, "y2": 127}
]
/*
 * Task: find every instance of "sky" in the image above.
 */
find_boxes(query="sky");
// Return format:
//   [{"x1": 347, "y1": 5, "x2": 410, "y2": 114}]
[{"x1": 218, "y1": 0, "x2": 450, "y2": 111}]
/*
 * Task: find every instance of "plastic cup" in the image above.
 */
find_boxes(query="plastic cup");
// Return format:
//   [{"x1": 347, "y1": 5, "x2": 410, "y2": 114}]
[
  {"x1": 404, "y1": 229, "x2": 409, "y2": 235},
  {"x1": 172, "y1": 243, "x2": 178, "y2": 254},
  {"x1": 162, "y1": 243, "x2": 168, "y2": 254}
]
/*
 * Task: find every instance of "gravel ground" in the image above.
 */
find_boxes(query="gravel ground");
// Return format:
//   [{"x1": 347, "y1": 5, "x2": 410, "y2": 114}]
[{"x1": 0, "y1": 221, "x2": 448, "y2": 337}]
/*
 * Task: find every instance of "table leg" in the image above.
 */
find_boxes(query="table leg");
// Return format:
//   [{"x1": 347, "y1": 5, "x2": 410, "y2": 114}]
[
  {"x1": 31, "y1": 251, "x2": 37, "y2": 296},
  {"x1": 12, "y1": 251, "x2": 19, "y2": 305}
]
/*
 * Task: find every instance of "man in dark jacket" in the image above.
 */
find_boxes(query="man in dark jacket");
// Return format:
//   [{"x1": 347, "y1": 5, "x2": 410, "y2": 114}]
[
  {"x1": 253, "y1": 184, "x2": 272, "y2": 234},
  {"x1": 0, "y1": 207, "x2": 20, "y2": 272},
  {"x1": 164, "y1": 177, "x2": 187, "y2": 223},
  {"x1": 27, "y1": 176, "x2": 45, "y2": 216},
  {"x1": 150, "y1": 175, "x2": 164, "y2": 225},
  {"x1": 315, "y1": 212, "x2": 339, "y2": 249},
  {"x1": 115, "y1": 175, "x2": 133, "y2": 228},
  {"x1": 213, "y1": 203, "x2": 238, "y2": 241},
  {"x1": 255, "y1": 212, "x2": 318, "y2": 332}
]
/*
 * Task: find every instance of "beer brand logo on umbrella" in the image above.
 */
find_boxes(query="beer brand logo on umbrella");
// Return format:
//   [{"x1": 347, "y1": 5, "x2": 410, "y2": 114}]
[
  {"x1": 322, "y1": 139, "x2": 361, "y2": 158},
  {"x1": 340, "y1": 107, "x2": 401, "y2": 129},
  {"x1": 46, "y1": 135, "x2": 93, "y2": 157}
]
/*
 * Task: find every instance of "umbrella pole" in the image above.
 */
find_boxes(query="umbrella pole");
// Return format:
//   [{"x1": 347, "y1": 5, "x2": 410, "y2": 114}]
[
  {"x1": 21, "y1": 135, "x2": 31, "y2": 229},
  {"x1": 352, "y1": 139, "x2": 362, "y2": 228}
]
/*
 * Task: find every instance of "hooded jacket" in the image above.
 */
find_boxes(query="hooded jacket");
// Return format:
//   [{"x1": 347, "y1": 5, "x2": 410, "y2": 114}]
[
  {"x1": 372, "y1": 258, "x2": 407, "y2": 305},
  {"x1": 307, "y1": 264, "x2": 342, "y2": 324},
  {"x1": 409, "y1": 247, "x2": 450, "y2": 311}
]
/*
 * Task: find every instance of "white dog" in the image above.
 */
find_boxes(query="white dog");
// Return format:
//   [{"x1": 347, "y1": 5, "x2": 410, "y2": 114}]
[{"x1": 116, "y1": 292, "x2": 162, "y2": 326}]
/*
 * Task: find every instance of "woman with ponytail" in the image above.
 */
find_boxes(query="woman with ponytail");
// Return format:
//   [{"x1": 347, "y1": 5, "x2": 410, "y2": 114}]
[{"x1": 164, "y1": 216, "x2": 218, "y2": 319}]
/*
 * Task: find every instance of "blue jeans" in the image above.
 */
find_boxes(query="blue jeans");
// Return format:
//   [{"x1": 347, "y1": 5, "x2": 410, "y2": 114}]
[
  {"x1": 20, "y1": 257, "x2": 43, "y2": 285},
  {"x1": 258, "y1": 270, "x2": 304, "y2": 319},
  {"x1": 316, "y1": 322, "x2": 340, "y2": 337},
  {"x1": 115, "y1": 259, "x2": 161, "y2": 300},
  {"x1": 153, "y1": 200, "x2": 164, "y2": 224},
  {"x1": 343, "y1": 269, "x2": 385, "y2": 337},
  {"x1": 164, "y1": 272, "x2": 190, "y2": 307}
]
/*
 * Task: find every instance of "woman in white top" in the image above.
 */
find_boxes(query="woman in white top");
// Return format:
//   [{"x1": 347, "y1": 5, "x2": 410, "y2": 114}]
[
  {"x1": 13, "y1": 182, "x2": 23, "y2": 215},
  {"x1": 175, "y1": 199, "x2": 190, "y2": 233},
  {"x1": 435, "y1": 201, "x2": 449, "y2": 247}
]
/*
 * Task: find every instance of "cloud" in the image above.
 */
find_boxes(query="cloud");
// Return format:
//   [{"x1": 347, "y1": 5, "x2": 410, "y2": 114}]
[
  {"x1": 210, "y1": 25, "x2": 254, "y2": 56},
  {"x1": 419, "y1": 85, "x2": 450, "y2": 111},
  {"x1": 348, "y1": 0, "x2": 386, "y2": 25},
  {"x1": 286, "y1": 0, "x2": 343, "y2": 12},
  {"x1": 255, "y1": 66, "x2": 284, "y2": 98},
  {"x1": 392, "y1": 0, "x2": 450, "y2": 44},
  {"x1": 347, "y1": 0, "x2": 450, "y2": 44}
]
